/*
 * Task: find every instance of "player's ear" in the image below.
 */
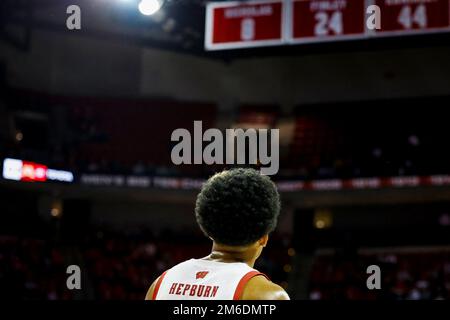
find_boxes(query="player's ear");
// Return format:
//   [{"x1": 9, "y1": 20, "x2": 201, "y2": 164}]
[{"x1": 258, "y1": 234, "x2": 269, "y2": 247}]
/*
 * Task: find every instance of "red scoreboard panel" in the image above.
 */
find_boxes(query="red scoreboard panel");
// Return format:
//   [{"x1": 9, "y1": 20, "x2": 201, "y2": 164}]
[
  {"x1": 291, "y1": 0, "x2": 366, "y2": 43},
  {"x1": 205, "y1": 0, "x2": 450, "y2": 50},
  {"x1": 205, "y1": 0, "x2": 285, "y2": 50},
  {"x1": 374, "y1": 0, "x2": 450, "y2": 35}
]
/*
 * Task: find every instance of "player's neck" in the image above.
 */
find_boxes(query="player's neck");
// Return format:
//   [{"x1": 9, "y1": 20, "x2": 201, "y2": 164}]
[{"x1": 206, "y1": 242, "x2": 259, "y2": 268}]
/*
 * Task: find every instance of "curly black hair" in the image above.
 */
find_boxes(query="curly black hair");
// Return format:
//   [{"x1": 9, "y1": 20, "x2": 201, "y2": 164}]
[{"x1": 195, "y1": 168, "x2": 281, "y2": 246}]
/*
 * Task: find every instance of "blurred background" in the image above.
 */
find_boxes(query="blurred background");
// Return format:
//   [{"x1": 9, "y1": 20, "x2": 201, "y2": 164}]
[{"x1": 0, "y1": 0, "x2": 449, "y2": 300}]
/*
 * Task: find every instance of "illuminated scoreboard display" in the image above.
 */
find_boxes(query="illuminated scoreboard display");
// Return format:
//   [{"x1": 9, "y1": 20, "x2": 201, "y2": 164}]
[
  {"x1": 291, "y1": 0, "x2": 366, "y2": 43},
  {"x1": 374, "y1": 0, "x2": 450, "y2": 34},
  {"x1": 205, "y1": 0, "x2": 450, "y2": 50},
  {"x1": 205, "y1": 0, "x2": 285, "y2": 49}
]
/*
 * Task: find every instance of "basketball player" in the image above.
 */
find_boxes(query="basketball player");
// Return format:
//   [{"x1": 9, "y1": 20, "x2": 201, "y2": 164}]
[{"x1": 145, "y1": 168, "x2": 289, "y2": 300}]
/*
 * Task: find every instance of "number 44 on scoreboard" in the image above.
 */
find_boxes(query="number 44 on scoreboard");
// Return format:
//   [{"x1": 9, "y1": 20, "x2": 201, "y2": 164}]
[{"x1": 205, "y1": 0, "x2": 450, "y2": 50}]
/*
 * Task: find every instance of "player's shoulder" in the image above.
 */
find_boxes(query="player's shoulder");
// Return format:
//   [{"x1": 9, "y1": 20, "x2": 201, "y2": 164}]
[
  {"x1": 145, "y1": 275, "x2": 159, "y2": 300},
  {"x1": 145, "y1": 260, "x2": 192, "y2": 300},
  {"x1": 241, "y1": 274, "x2": 290, "y2": 300}
]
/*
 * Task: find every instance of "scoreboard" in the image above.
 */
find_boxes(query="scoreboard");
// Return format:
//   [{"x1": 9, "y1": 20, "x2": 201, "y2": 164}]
[
  {"x1": 205, "y1": 0, "x2": 286, "y2": 49},
  {"x1": 205, "y1": 0, "x2": 450, "y2": 50},
  {"x1": 375, "y1": 0, "x2": 449, "y2": 33}
]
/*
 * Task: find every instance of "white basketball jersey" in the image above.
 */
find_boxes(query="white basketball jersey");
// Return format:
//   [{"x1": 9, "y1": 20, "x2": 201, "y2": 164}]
[{"x1": 152, "y1": 258, "x2": 267, "y2": 300}]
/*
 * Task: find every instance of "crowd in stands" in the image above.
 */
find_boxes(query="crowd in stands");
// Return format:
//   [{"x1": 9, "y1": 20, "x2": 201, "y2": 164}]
[
  {"x1": 2, "y1": 90, "x2": 450, "y2": 181},
  {"x1": 0, "y1": 227, "x2": 291, "y2": 300},
  {"x1": 1, "y1": 224, "x2": 449, "y2": 300},
  {"x1": 0, "y1": 236, "x2": 72, "y2": 300},
  {"x1": 308, "y1": 249, "x2": 450, "y2": 300}
]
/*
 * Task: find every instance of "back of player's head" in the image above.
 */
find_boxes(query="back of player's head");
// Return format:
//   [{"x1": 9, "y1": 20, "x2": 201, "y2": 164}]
[{"x1": 195, "y1": 168, "x2": 280, "y2": 246}]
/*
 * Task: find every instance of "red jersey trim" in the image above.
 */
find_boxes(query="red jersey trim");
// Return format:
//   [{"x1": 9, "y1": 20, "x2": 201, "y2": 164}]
[
  {"x1": 152, "y1": 271, "x2": 168, "y2": 300},
  {"x1": 233, "y1": 271, "x2": 268, "y2": 300}
]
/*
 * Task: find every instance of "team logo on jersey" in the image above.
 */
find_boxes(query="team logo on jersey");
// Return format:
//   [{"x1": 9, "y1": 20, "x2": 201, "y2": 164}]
[{"x1": 196, "y1": 271, "x2": 209, "y2": 279}]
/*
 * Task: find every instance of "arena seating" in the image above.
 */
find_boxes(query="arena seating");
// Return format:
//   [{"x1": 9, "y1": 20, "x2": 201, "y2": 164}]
[
  {"x1": 308, "y1": 249, "x2": 450, "y2": 300},
  {"x1": 3, "y1": 90, "x2": 450, "y2": 180},
  {"x1": 0, "y1": 228, "x2": 292, "y2": 300}
]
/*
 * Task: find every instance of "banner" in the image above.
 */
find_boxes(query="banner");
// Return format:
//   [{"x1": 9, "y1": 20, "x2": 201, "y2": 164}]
[{"x1": 205, "y1": 0, "x2": 450, "y2": 50}]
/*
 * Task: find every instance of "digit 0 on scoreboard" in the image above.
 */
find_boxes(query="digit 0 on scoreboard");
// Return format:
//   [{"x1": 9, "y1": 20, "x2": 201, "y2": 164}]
[
  {"x1": 205, "y1": 0, "x2": 285, "y2": 50},
  {"x1": 374, "y1": 0, "x2": 450, "y2": 35},
  {"x1": 290, "y1": 0, "x2": 366, "y2": 43}
]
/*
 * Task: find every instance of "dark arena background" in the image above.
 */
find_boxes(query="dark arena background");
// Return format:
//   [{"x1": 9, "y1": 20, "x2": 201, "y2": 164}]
[{"x1": 1, "y1": 0, "x2": 450, "y2": 302}]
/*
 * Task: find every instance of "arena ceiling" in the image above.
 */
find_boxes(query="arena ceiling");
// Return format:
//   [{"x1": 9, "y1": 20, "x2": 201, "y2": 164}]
[
  {"x1": 1, "y1": 0, "x2": 450, "y2": 60},
  {"x1": 0, "y1": 0, "x2": 209, "y2": 54}
]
